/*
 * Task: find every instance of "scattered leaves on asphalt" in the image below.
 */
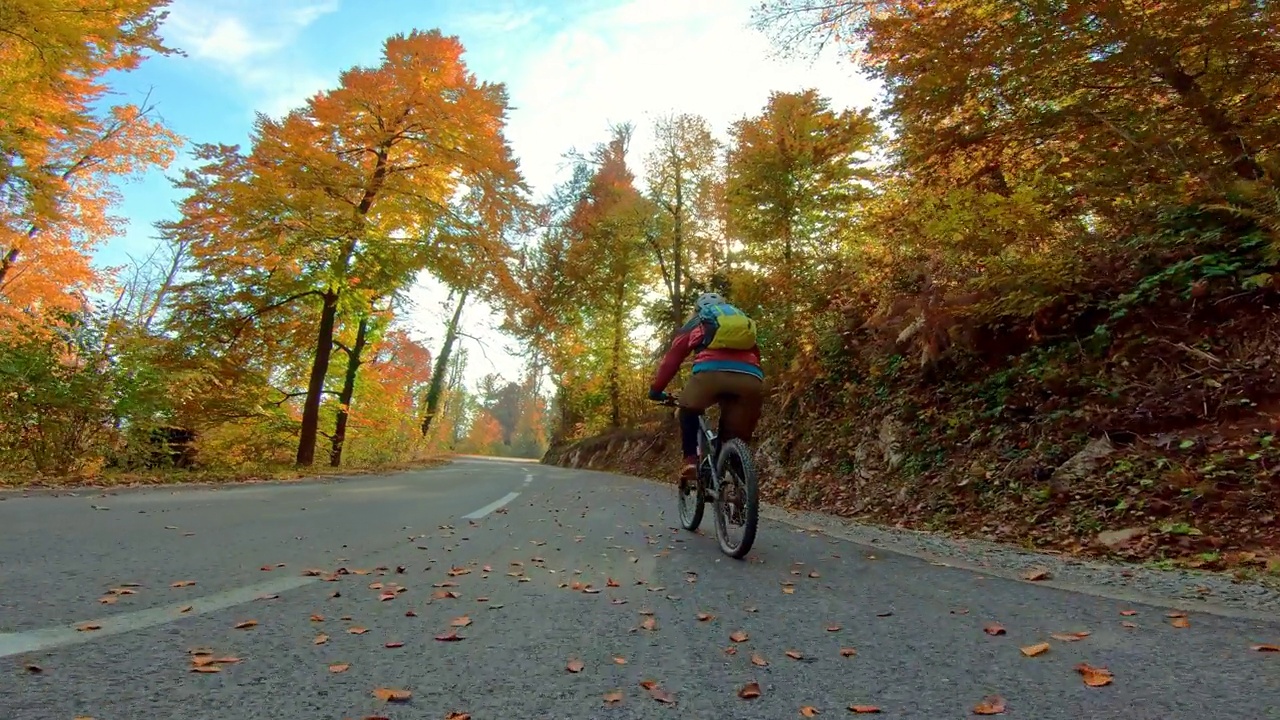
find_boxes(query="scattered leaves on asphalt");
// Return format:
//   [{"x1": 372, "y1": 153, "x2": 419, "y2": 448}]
[
  {"x1": 613, "y1": 656, "x2": 627, "y2": 664},
  {"x1": 983, "y1": 622, "x2": 1006, "y2": 636},
  {"x1": 435, "y1": 629, "x2": 464, "y2": 642},
  {"x1": 697, "y1": 612, "x2": 715, "y2": 622},
  {"x1": 1075, "y1": 663, "x2": 1114, "y2": 687},
  {"x1": 785, "y1": 650, "x2": 803, "y2": 660},
  {"x1": 233, "y1": 620, "x2": 257, "y2": 630},
  {"x1": 24, "y1": 664, "x2": 42, "y2": 673},
  {"x1": 826, "y1": 624, "x2": 841, "y2": 632},
  {"x1": 372, "y1": 688, "x2": 412, "y2": 702},
  {"x1": 603, "y1": 690, "x2": 623, "y2": 704},
  {"x1": 328, "y1": 663, "x2": 349, "y2": 673},
  {"x1": 566, "y1": 658, "x2": 585, "y2": 673},
  {"x1": 1252, "y1": 644, "x2": 1280, "y2": 652},
  {"x1": 384, "y1": 641, "x2": 404, "y2": 649},
  {"x1": 76, "y1": 623, "x2": 101, "y2": 632},
  {"x1": 840, "y1": 648, "x2": 857, "y2": 657},
  {"x1": 347, "y1": 627, "x2": 368, "y2": 635},
  {"x1": 314, "y1": 634, "x2": 329, "y2": 645},
  {"x1": 451, "y1": 615, "x2": 472, "y2": 627},
  {"x1": 1020, "y1": 642, "x2": 1050, "y2": 657},
  {"x1": 751, "y1": 653, "x2": 769, "y2": 666},
  {"x1": 738, "y1": 681, "x2": 762, "y2": 699},
  {"x1": 730, "y1": 630, "x2": 749, "y2": 642},
  {"x1": 639, "y1": 680, "x2": 675, "y2": 704},
  {"x1": 1171, "y1": 616, "x2": 1191, "y2": 629},
  {"x1": 445, "y1": 713, "x2": 471, "y2": 720},
  {"x1": 178, "y1": 605, "x2": 193, "y2": 614},
  {"x1": 1120, "y1": 610, "x2": 1137, "y2": 616},
  {"x1": 640, "y1": 617, "x2": 658, "y2": 631},
  {"x1": 1050, "y1": 631, "x2": 1090, "y2": 642},
  {"x1": 849, "y1": 706, "x2": 881, "y2": 714},
  {"x1": 973, "y1": 695, "x2": 1006, "y2": 715},
  {"x1": 800, "y1": 706, "x2": 820, "y2": 717},
  {"x1": 170, "y1": 580, "x2": 196, "y2": 588}
]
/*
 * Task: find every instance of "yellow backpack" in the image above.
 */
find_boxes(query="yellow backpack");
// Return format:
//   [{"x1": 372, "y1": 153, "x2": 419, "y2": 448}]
[{"x1": 697, "y1": 302, "x2": 758, "y2": 351}]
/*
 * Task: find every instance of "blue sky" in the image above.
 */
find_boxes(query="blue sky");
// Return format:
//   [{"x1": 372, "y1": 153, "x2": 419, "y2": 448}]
[{"x1": 101, "y1": 0, "x2": 879, "y2": 387}]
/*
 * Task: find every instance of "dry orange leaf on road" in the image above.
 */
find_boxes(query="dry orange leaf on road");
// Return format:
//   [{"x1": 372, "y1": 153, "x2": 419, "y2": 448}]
[
  {"x1": 566, "y1": 659, "x2": 585, "y2": 673},
  {"x1": 379, "y1": 592, "x2": 396, "y2": 602},
  {"x1": 435, "y1": 629, "x2": 464, "y2": 642},
  {"x1": 1050, "y1": 631, "x2": 1090, "y2": 642},
  {"x1": 76, "y1": 623, "x2": 101, "y2": 632},
  {"x1": 348, "y1": 627, "x2": 369, "y2": 635},
  {"x1": 983, "y1": 623, "x2": 1006, "y2": 636},
  {"x1": 738, "y1": 681, "x2": 762, "y2": 699},
  {"x1": 432, "y1": 590, "x2": 460, "y2": 600},
  {"x1": 233, "y1": 620, "x2": 257, "y2": 630},
  {"x1": 1252, "y1": 644, "x2": 1280, "y2": 652},
  {"x1": 372, "y1": 688, "x2": 412, "y2": 702},
  {"x1": 697, "y1": 612, "x2": 715, "y2": 622},
  {"x1": 310, "y1": 614, "x2": 324, "y2": 622},
  {"x1": 840, "y1": 648, "x2": 857, "y2": 657},
  {"x1": 178, "y1": 605, "x2": 193, "y2": 614},
  {"x1": 170, "y1": 580, "x2": 196, "y2": 588},
  {"x1": 1170, "y1": 617, "x2": 1190, "y2": 628},
  {"x1": 190, "y1": 665, "x2": 221, "y2": 673},
  {"x1": 384, "y1": 641, "x2": 404, "y2": 648},
  {"x1": 730, "y1": 630, "x2": 749, "y2": 642},
  {"x1": 603, "y1": 690, "x2": 623, "y2": 704},
  {"x1": 849, "y1": 706, "x2": 881, "y2": 714},
  {"x1": 785, "y1": 650, "x2": 803, "y2": 660},
  {"x1": 973, "y1": 695, "x2": 1006, "y2": 714},
  {"x1": 1075, "y1": 663, "x2": 1114, "y2": 687},
  {"x1": 808, "y1": 570, "x2": 820, "y2": 578},
  {"x1": 1020, "y1": 642, "x2": 1050, "y2": 657},
  {"x1": 639, "y1": 680, "x2": 675, "y2": 704},
  {"x1": 451, "y1": 615, "x2": 472, "y2": 627},
  {"x1": 314, "y1": 634, "x2": 329, "y2": 645},
  {"x1": 640, "y1": 617, "x2": 658, "y2": 631},
  {"x1": 1121, "y1": 621, "x2": 1137, "y2": 629},
  {"x1": 826, "y1": 625, "x2": 841, "y2": 632},
  {"x1": 404, "y1": 609, "x2": 417, "y2": 617},
  {"x1": 329, "y1": 663, "x2": 349, "y2": 673},
  {"x1": 782, "y1": 586, "x2": 795, "y2": 594},
  {"x1": 801, "y1": 706, "x2": 820, "y2": 717},
  {"x1": 751, "y1": 653, "x2": 769, "y2": 667},
  {"x1": 445, "y1": 713, "x2": 470, "y2": 720},
  {"x1": 447, "y1": 567, "x2": 471, "y2": 576},
  {"x1": 607, "y1": 577, "x2": 620, "y2": 587},
  {"x1": 614, "y1": 656, "x2": 627, "y2": 664},
  {"x1": 1166, "y1": 610, "x2": 1187, "y2": 618},
  {"x1": 1120, "y1": 610, "x2": 1137, "y2": 616},
  {"x1": 98, "y1": 596, "x2": 117, "y2": 605}
]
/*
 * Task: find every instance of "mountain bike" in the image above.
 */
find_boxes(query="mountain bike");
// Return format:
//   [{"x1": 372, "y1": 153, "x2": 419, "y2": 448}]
[{"x1": 655, "y1": 394, "x2": 759, "y2": 559}]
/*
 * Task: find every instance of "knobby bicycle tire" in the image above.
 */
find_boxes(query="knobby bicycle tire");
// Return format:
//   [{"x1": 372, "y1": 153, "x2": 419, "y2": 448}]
[{"x1": 714, "y1": 438, "x2": 759, "y2": 559}]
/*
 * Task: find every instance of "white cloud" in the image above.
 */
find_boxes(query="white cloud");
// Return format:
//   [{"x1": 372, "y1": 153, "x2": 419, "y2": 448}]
[{"x1": 162, "y1": 0, "x2": 338, "y2": 119}]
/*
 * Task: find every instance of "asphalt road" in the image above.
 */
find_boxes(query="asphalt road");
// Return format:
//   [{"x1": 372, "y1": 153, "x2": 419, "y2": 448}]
[{"x1": 1, "y1": 457, "x2": 1277, "y2": 719}]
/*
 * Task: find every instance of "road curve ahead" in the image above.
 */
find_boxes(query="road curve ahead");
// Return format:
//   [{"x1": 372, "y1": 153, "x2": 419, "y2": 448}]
[{"x1": 1, "y1": 457, "x2": 1277, "y2": 719}]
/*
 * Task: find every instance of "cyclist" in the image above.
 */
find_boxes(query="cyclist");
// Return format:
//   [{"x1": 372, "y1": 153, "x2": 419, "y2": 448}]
[{"x1": 648, "y1": 292, "x2": 764, "y2": 485}]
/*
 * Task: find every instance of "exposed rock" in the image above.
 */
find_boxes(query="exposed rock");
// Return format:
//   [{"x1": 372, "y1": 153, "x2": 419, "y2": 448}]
[
  {"x1": 878, "y1": 417, "x2": 906, "y2": 470},
  {"x1": 1095, "y1": 527, "x2": 1147, "y2": 550},
  {"x1": 785, "y1": 455, "x2": 824, "y2": 505},
  {"x1": 1049, "y1": 438, "x2": 1115, "y2": 495}
]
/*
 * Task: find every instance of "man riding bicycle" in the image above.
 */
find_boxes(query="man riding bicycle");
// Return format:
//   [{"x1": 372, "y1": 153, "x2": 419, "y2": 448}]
[{"x1": 648, "y1": 292, "x2": 764, "y2": 486}]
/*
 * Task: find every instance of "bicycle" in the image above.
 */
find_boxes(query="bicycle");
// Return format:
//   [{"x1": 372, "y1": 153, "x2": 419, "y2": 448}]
[{"x1": 655, "y1": 393, "x2": 759, "y2": 559}]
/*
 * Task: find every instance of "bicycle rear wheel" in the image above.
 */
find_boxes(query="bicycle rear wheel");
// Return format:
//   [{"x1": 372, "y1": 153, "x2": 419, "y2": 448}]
[{"x1": 713, "y1": 438, "x2": 758, "y2": 559}]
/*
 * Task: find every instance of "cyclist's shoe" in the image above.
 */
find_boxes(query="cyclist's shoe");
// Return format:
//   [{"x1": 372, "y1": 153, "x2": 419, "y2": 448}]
[{"x1": 679, "y1": 457, "x2": 698, "y2": 484}]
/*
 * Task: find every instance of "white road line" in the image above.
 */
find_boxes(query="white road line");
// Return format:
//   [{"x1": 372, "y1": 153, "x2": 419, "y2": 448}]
[
  {"x1": 0, "y1": 575, "x2": 319, "y2": 659},
  {"x1": 523, "y1": 472, "x2": 532, "y2": 485},
  {"x1": 462, "y1": 491, "x2": 520, "y2": 520}
]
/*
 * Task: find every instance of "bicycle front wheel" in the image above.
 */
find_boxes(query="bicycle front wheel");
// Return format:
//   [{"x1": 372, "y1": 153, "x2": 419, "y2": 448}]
[{"x1": 713, "y1": 438, "x2": 759, "y2": 559}]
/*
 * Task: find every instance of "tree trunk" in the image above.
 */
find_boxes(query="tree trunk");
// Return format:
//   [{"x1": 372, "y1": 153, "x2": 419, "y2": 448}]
[
  {"x1": 420, "y1": 287, "x2": 469, "y2": 437},
  {"x1": 329, "y1": 314, "x2": 371, "y2": 467},
  {"x1": 671, "y1": 163, "x2": 685, "y2": 329},
  {"x1": 296, "y1": 289, "x2": 340, "y2": 466},
  {"x1": 608, "y1": 278, "x2": 625, "y2": 429}
]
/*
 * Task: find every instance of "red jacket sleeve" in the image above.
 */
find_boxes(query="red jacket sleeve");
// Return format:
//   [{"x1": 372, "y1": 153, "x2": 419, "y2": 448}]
[{"x1": 651, "y1": 327, "x2": 694, "y2": 392}]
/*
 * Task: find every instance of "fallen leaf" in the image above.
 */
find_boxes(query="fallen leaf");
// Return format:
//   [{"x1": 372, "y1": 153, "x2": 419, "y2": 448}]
[
  {"x1": 314, "y1": 634, "x2": 329, "y2": 645},
  {"x1": 738, "y1": 681, "x2": 762, "y2": 699},
  {"x1": 384, "y1": 641, "x2": 404, "y2": 648},
  {"x1": 983, "y1": 623, "x2": 1006, "y2": 636},
  {"x1": 190, "y1": 665, "x2": 221, "y2": 673},
  {"x1": 801, "y1": 706, "x2": 820, "y2": 717},
  {"x1": 730, "y1": 630, "x2": 749, "y2": 642},
  {"x1": 785, "y1": 650, "x2": 803, "y2": 660},
  {"x1": 372, "y1": 688, "x2": 412, "y2": 702},
  {"x1": 233, "y1": 620, "x2": 257, "y2": 630},
  {"x1": 379, "y1": 592, "x2": 396, "y2": 602},
  {"x1": 1021, "y1": 568, "x2": 1051, "y2": 581},
  {"x1": 1050, "y1": 631, "x2": 1090, "y2": 642},
  {"x1": 404, "y1": 610, "x2": 417, "y2": 617},
  {"x1": 1166, "y1": 610, "x2": 1187, "y2": 618},
  {"x1": 451, "y1": 615, "x2": 472, "y2": 627},
  {"x1": 973, "y1": 695, "x2": 1006, "y2": 714},
  {"x1": 639, "y1": 680, "x2": 675, "y2": 704},
  {"x1": 1171, "y1": 617, "x2": 1190, "y2": 629},
  {"x1": 1075, "y1": 663, "x2": 1113, "y2": 687},
  {"x1": 435, "y1": 629, "x2": 464, "y2": 642},
  {"x1": 826, "y1": 625, "x2": 841, "y2": 632},
  {"x1": 849, "y1": 706, "x2": 881, "y2": 714},
  {"x1": 751, "y1": 653, "x2": 769, "y2": 667},
  {"x1": 640, "y1": 617, "x2": 658, "y2": 631},
  {"x1": 329, "y1": 663, "x2": 349, "y2": 673},
  {"x1": 444, "y1": 714, "x2": 470, "y2": 720},
  {"x1": 697, "y1": 612, "x2": 715, "y2": 622},
  {"x1": 211, "y1": 656, "x2": 241, "y2": 664},
  {"x1": 310, "y1": 614, "x2": 324, "y2": 622},
  {"x1": 24, "y1": 664, "x2": 42, "y2": 673},
  {"x1": 170, "y1": 580, "x2": 196, "y2": 588},
  {"x1": 76, "y1": 623, "x2": 101, "y2": 632},
  {"x1": 808, "y1": 570, "x2": 820, "y2": 578},
  {"x1": 1121, "y1": 621, "x2": 1138, "y2": 629},
  {"x1": 1020, "y1": 642, "x2": 1050, "y2": 657},
  {"x1": 178, "y1": 605, "x2": 193, "y2": 614},
  {"x1": 1120, "y1": 610, "x2": 1137, "y2": 616},
  {"x1": 1252, "y1": 644, "x2": 1280, "y2": 652},
  {"x1": 566, "y1": 659, "x2": 585, "y2": 673},
  {"x1": 876, "y1": 610, "x2": 893, "y2": 617},
  {"x1": 98, "y1": 596, "x2": 117, "y2": 605},
  {"x1": 782, "y1": 587, "x2": 795, "y2": 594},
  {"x1": 840, "y1": 648, "x2": 857, "y2": 657},
  {"x1": 613, "y1": 656, "x2": 626, "y2": 665},
  {"x1": 603, "y1": 690, "x2": 623, "y2": 704},
  {"x1": 607, "y1": 578, "x2": 620, "y2": 587}
]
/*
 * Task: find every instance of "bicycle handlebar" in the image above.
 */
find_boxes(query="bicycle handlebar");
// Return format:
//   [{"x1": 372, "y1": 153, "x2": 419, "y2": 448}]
[{"x1": 653, "y1": 393, "x2": 680, "y2": 407}]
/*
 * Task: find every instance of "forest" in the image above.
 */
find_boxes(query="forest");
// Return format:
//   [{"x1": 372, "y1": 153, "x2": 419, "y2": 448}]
[{"x1": 3, "y1": 1, "x2": 1278, "y2": 566}]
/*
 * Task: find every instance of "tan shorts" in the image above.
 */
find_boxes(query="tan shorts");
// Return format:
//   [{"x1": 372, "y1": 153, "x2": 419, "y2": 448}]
[{"x1": 679, "y1": 371, "x2": 764, "y2": 444}]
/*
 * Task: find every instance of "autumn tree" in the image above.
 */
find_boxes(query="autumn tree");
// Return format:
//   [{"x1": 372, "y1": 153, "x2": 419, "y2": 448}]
[
  {"x1": 724, "y1": 89, "x2": 879, "y2": 359},
  {"x1": 0, "y1": 0, "x2": 181, "y2": 333},
  {"x1": 165, "y1": 30, "x2": 528, "y2": 466},
  {"x1": 643, "y1": 113, "x2": 724, "y2": 329}
]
